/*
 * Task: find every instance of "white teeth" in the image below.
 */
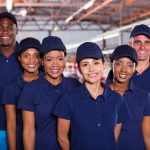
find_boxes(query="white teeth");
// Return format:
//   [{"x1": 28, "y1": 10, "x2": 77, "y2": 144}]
[
  {"x1": 28, "y1": 65, "x2": 35, "y2": 67},
  {"x1": 51, "y1": 70, "x2": 59, "y2": 73},
  {"x1": 2, "y1": 37, "x2": 9, "y2": 39},
  {"x1": 119, "y1": 74, "x2": 127, "y2": 79}
]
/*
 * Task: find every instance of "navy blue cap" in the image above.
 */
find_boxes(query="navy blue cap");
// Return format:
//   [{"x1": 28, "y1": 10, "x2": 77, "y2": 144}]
[
  {"x1": 130, "y1": 24, "x2": 150, "y2": 38},
  {"x1": 0, "y1": 12, "x2": 17, "y2": 26},
  {"x1": 76, "y1": 42, "x2": 103, "y2": 63},
  {"x1": 111, "y1": 45, "x2": 138, "y2": 64},
  {"x1": 19, "y1": 37, "x2": 41, "y2": 54},
  {"x1": 41, "y1": 36, "x2": 67, "y2": 55}
]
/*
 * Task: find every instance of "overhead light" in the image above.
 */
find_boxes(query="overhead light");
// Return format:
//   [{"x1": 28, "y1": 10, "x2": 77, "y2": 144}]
[
  {"x1": 64, "y1": 0, "x2": 96, "y2": 24},
  {"x1": 64, "y1": 16, "x2": 73, "y2": 24},
  {"x1": 83, "y1": 0, "x2": 95, "y2": 10},
  {"x1": 6, "y1": 0, "x2": 13, "y2": 12},
  {"x1": 19, "y1": 9, "x2": 27, "y2": 17}
]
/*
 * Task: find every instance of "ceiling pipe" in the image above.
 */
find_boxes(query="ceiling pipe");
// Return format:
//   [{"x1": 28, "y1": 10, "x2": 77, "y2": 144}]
[{"x1": 65, "y1": 0, "x2": 114, "y2": 29}]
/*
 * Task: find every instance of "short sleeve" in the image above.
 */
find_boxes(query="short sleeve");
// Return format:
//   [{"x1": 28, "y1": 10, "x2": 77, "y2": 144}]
[
  {"x1": 117, "y1": 97, "x2": 131, "y2": 123},
  {"x1": 53, "y1": 93, "x2": 74, "y2": 120},
  {"x1": 17, "y1": 83, "x2": 36, "y2": 112},
  {"x1": 1, "y1": 84, "x2": 17, "y2": 105},
  {"x1": 144, "y1": 93, "x2": 150, "y2": 116}
]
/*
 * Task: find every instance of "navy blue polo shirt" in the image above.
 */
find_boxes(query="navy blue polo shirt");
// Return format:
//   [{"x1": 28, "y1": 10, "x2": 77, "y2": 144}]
[
  {"x1": 0, "y1": 43, "x2": 22, "y2": 130},
  {"x1": 53, "y1": 83, "x2": 130, "y2": 150},
  {"x1": 17, "y1": 76, "x2": 80, "y2": 150},
  {"x1": 131, "y1": 66, "x2": 150, "y2": 93},
  {"x1": 117, "y1": 82, "x2": 150, "y2": 150},
  {"x1": 1, "y1": 76, "x2": 32, "y2": 150}
]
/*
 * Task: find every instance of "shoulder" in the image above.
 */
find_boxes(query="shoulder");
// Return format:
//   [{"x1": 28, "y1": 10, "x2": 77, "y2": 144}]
[{"x1": 104, "y1": 84, "x2": 123, "y2": 101}]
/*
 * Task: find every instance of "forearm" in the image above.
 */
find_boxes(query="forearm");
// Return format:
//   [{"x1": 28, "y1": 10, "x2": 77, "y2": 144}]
[
  {"x1": 144, "y1": 136, "x2": 150, "y2": 150},
  {"x1": 58, "y1": 136, "x2": 70, "y2": 150},
  {"x1": 23, "y1": 129, "x2": 35, "y2": 150},
  {"x1": 7, "y1": 125, "x2": 16, "y2": 150}
]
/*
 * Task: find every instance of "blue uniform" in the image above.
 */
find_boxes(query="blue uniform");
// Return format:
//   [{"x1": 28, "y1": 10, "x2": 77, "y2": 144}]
[
  {"x1": 131, "y1": 66, "x2": 150, "y2": 93},
  {"x1": 53, "y1": 83, "x2": 130, "y2": 150},
  {"x1": 0, "y1": 43, "x2": 22, "y2": 149},
  {"x1": 1, "y1": 76, "x2": 31, "y2": 150},
  {"x1": 17, "y1": 76, "x2": 80, "y2": 150},
  {"x1": 117, "y1": 82, "x2": 150, "y2": 150}
]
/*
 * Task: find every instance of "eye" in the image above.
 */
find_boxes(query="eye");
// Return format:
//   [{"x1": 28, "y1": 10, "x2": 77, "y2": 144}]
[
  {"x1": 21, "y1": 54, "x2": 29, "y2": 58},
  {"x1": 58, "y1": 57, "x2": 64, "y2": 61},
  {"x1": 45, "y1": 58, "x2": 53, "y2": 62},
  {"x1": 145, "y1": 40, "x2": 150, "y2": 45},
  {"x1": 82, "y1": 63, "x2": 88, "y2": 67},
  {"x1": 114, "y1": 62, "x2": 121, "y2": 66},
  {"x1": 128, "y1": 63, "x2": 134, "y2": 68},
  {"x1": 94, "y1": 61, "x2": 100, "y2": 65},
  {"x1": 34, "y1": 54, "x2": 40, "y2": 59},
  {"x1": 133, "y1": 40, "x2": 141, "y2": 45}
]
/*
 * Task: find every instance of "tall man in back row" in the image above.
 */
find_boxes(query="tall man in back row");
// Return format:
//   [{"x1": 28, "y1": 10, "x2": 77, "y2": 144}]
[
  {"x1": 129, "y1": 24, "x2": 150, "y2": 93},
  {"x1": 0, "y1": 12, "x2": 22, "y2": 149}
]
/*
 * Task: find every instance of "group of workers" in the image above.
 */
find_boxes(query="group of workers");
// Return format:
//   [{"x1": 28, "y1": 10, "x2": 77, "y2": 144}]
[{"x1": 0, "y1": 11, "x2": 150, "y2": 150}]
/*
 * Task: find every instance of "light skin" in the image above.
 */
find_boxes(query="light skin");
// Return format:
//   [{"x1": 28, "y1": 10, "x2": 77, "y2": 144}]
[
  {"x1": 57, "y1": 58, "x2": 121, "y2": 150},
  {"x1": 129, "y1": 35, "x2": 150, "y2": 74},
  {"x1": 22, "y1": 50, "x2": 66, "y2": 150},
  {"x1": 5, "y1": 48, "x2": 41, "y2": 150},
  {"x1": 0, "y1": 17, "x2": 18, "y2": 57},
  {"x1": 109, "y1": 57, "x2": 150, "y2": 148}
]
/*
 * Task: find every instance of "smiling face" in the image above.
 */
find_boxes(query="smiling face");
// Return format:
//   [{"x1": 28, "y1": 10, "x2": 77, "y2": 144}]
[
  {"x1": 18, "y1": 48, "x2": 41, "y2": 73},
  {"x1": 0, "y1": 17, "x2": 18, "y2": 47},
  {"x1": 43, "y1": 50, "x2": 66, "y2": 82},
  {"x1": 79, "y1": 58, "x2": 104, "y2": 85},
  {"x1": 129, "y1": 35, "x2": 150, "y2": 62},
  {"x1": 113, "y1": 57, "x2": 136, "y2": 84}
]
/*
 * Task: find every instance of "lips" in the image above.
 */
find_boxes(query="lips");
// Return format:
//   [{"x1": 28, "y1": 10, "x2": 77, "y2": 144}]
[
  {"x1": 88, "y1": 73, "x2": 98, "y2": 78},
  {"x1": 27, "y1": 64, "x2": 37, "y2": 69},
  {"x1": 119, "y1": 73, "x2": 127, "y2": 79}
]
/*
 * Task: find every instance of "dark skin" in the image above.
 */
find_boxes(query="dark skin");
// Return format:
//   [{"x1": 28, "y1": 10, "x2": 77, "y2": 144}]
[
  {"x1": 109, "y1": 57, "x2": 150, "y2": 149},
  {"x1": 0, "y1": 17, "x2": 18, "y2": 57}
]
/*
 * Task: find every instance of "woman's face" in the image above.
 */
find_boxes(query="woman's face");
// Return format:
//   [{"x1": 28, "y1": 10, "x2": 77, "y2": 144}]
[
  {"x1": 113, "y1": 57, "x2": 136, "y2": 83},
  {"x1": 18, "y1": 48, "x2": 41, "y2": 73},
  {"x1": 79, "y1": 58, "x2": 104, "y2": 84},
  {"x1": 43, "y1": 50, "x2": 66, "y2": 80}
]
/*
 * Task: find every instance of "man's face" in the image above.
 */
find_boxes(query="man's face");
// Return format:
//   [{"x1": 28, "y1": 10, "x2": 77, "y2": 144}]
[
  {"x1": 0, "y1": 17, "x2": 18, "y2": 47},
  {"x1": 129, "y1": 35, "x2": 150, "y2": 62}
]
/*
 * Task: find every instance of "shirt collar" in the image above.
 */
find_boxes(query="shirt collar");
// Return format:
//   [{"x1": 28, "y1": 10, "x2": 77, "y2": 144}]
[{"x1": 80, "y1": 83, "x2": 109, "y2": 101}]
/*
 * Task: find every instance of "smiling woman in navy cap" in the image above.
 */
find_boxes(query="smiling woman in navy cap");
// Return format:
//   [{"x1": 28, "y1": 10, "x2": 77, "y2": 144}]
[
  {"x1": 17, "y1": 36, "x2": 80, "y2": 150},
  {"x1": 109, "y1": 45, "x2": 150, "y2": 150},
  {"x1": 1, "y1": 37, "x2": 41, "y2": 150},
  {"x1": 53, "y1": 42, "x2": 130, "y2": 150}
]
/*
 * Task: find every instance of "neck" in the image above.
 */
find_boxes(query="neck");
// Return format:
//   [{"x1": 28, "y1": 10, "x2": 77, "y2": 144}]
[
  {"x1": 85, "y1": 81, "x2": 104, "y2": 99},
  {"x1": 0, "y1": 43, "x2": 16, "y2": 57},
  {"x1": 22, "y1": 71, "x2": 39, "y2": 82},
  {"x1": 45, "y1": 75, "x2": 62, "y2": 86},
  {"x1": 136, "y1": 60, "x2": 149, "y2": 74},
  {"x1": 110, "y1": 81, "x2": 129, "y2": 95}
]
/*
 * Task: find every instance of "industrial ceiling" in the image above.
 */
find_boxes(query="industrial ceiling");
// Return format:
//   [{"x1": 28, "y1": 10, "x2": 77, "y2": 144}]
[{"x1": 0, "y1": 0, "x2": 150, "y2": 32}]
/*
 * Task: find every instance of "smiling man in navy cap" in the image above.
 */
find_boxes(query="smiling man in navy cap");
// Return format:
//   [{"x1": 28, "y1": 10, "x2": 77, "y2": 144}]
[
  {"x1": 129, "y1": 24, "x2": 150, "y2": 93},
  {"x1": 0, "y1": 12, "x2": 22, "y2": 149}
]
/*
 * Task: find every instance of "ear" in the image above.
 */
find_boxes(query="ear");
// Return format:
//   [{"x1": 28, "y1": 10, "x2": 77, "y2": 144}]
[
  {"x1": 128, "y1": 41, "x2": 132, "y2": 47},
  {"x1": 18, "y1": 56, "x2": 21, "y2": 62}
]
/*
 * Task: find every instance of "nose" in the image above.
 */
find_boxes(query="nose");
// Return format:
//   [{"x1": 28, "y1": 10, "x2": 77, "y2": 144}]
[
  {"x1": 120, "y1": 64, "x2": 127, "y2": 72},
  {"x1": 52, "y1": 59, "x2": 58, "y2": 66},
  {"x1": 88, "y1": 64, "x2": 94, "y2": 72}
]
